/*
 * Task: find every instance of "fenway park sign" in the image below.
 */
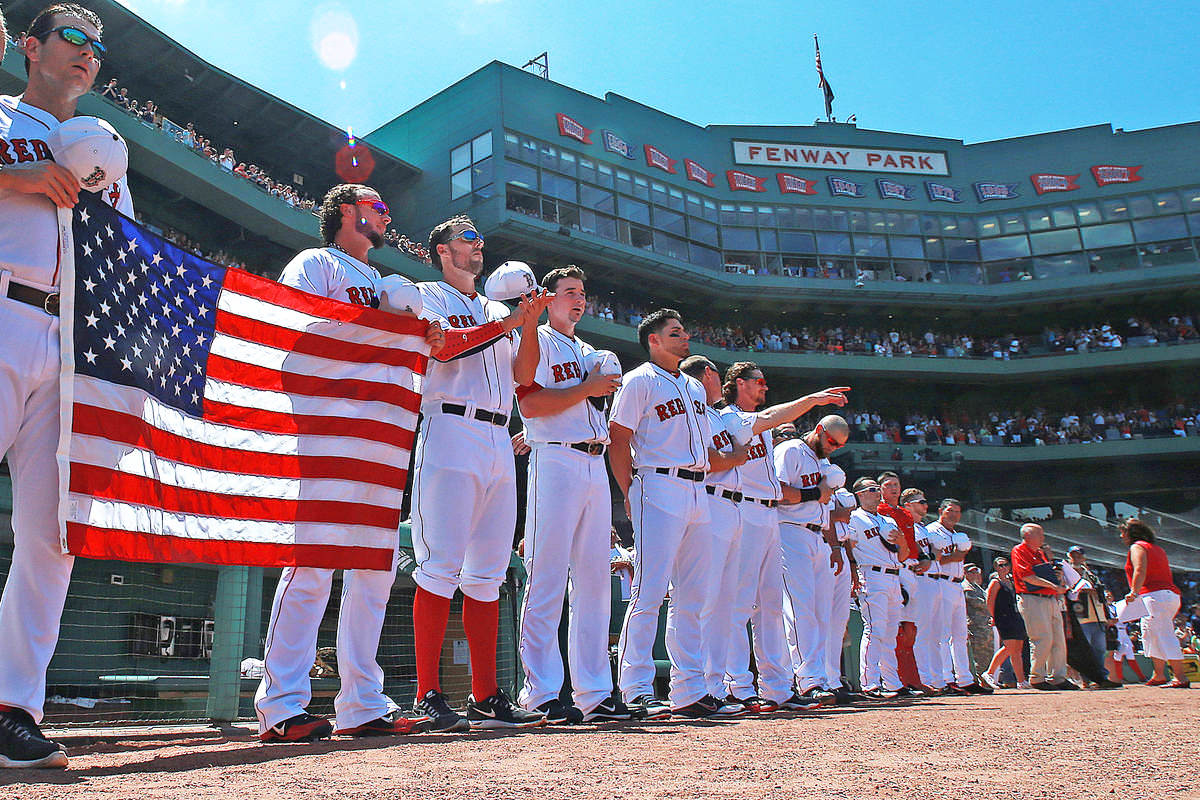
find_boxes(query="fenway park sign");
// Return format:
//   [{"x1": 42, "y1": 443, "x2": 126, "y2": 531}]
[{"x1": 732, "y1": 140, "x2": 949, "y2": 176}]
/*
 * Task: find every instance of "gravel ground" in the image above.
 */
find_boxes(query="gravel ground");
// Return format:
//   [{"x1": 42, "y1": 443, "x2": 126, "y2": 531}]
[{"x1": 2, "y1": 684, "x2": 1195, "y2": 800}]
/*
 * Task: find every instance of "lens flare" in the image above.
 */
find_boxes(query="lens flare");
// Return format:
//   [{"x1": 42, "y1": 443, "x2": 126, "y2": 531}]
[{"x1": 310, "y1": 5, "x2": 359, "y2": 72}]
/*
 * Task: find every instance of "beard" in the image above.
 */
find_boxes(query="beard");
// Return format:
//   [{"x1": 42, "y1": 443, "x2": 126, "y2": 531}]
[{"x1": 366, "y1": 230, "x2": 384, "y2": 249}]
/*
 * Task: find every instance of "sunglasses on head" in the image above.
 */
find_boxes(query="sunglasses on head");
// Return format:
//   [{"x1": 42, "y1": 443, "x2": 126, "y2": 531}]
[
  {"x1": 355, "y1": 199, "x2": 390, "y2": 216},
  {"x1": 46, "y1": 26, "x2": 107, "y2": 60},
  {"x1": 448, "y1": 229, "x2": 484, "y2": 245}
]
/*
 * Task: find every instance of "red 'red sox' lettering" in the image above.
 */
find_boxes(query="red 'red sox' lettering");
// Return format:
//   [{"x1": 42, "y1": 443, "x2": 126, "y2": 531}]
[
  {"x1": 800, "y1": 471, "x2": 821, "y2": 488},
  {"x1": 550, "y1": 361, "x2": 582, "y2": 383},
  {"x1": 345, "y1": 285, "x2": 379, "y2": 307},
  {"x1": 712, "y1": 430, "x2": 732, "y2": 449},
  {"x1": 654, "y1": 398, "x2": 686, "y2": 422},
  {"x1": 746, "y1": 441, "x2": 767, "y2": 460},
  {"x1": 446, "y1": 314, "x2": 478, "y2": 328}
]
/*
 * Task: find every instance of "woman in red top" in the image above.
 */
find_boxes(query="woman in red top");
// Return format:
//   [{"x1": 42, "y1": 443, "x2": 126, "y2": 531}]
[{"x1": 1120, "y1": 518, "x2": 1189, "y2": 688}]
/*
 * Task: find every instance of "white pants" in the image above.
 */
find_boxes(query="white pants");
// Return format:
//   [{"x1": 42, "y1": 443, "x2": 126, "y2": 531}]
[
  {"x1": 858, "y1": 568, "x2": 902, "y2": 692},
  {"x1": 0, "y1": 299, "x2": 73, "y2": 723},
  {"x1": 517, "y1": 445, "x2": 613, "y2": 714},
  {"x1": 899, "y1": 568, "x2": 921, "y2": 624},
  {"x1": 939, "y1": 578, "x2": 973, "y2": 685},
  {"x1": 255, "y1": 558, "x2": 400, "y2": 732},
  {"x1": 824, "y1": 551, "x2": 853, "y2": 688},
  {"x1": 411, "y1": 413, "x2": 516, "y2": 602},
  {"x1": 724, "y1": 503, "x2": 792, "y2": 704},
  {"x1": 781, "y1": 523, "x2": 834, "y2": 692},
  {"x1": 914, "y1": 575, "x2": 948, "y2": 688},
  {"x1": 1140, "y1": 590, "x2": 1183, "y2": 661},
  {"x1": 700, "y1": 493, "x2": 742, "y2": 700},
  {"x1": 617, "y1": 472, "x2": 710, "y2": 707}
]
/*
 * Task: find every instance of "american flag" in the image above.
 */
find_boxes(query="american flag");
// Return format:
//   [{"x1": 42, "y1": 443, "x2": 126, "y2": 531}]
[
  {"x1": 815, "y1": 34, "x2": 835, "y2": 120},
  {"x1": 60, "y1": 193, "x2": 429, "y2": 570}
]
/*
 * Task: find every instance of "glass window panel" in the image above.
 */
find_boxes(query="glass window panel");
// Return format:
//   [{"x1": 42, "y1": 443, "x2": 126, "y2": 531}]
[
  {"x1": 738, "y1": 205, "x2": 756, "y2": 226},
  {"x1": 1075, "y1": 202, "x2": 1101, "y2": 226},
  {"x1": 759, "y1": 229, "x2": 778, "y2": 251},
  {"x1": 1101, "y1": 198, "x2": 1130, "y2": 220},
  {"x1": 506, "y1": 186, "x2": 539, "y2": 217},
  {"x1": 504, "y1": 132, "x2": 519, "y2": 158},
  {"x1": 722, "y1": 226, "x2": 758, "y2": 250},
  {"x1": 979, "y1": 234, "x2": 1031, "y2": 261},
  {"x1": 867, "y1": 211, "x2": 886, "y2": 231},
  {"x1": 1182, "y1": 186, "x2": 1200, "y2": 209},
  {"x1": 893, "y1": 259, "x2": 930, "y2": 281},
  {"x1": 580, "y1": 183, "x2": 615, "y2": 213},
  {"x1": 1029, "y1": 228, "x2": 1081, "y2": 255},
  {"x1": 618, "y1": 195, "x2": 650, "y2": 224},
  {"x1": 540, "y1": 197, "x2": 559, "y2": 223},
  {"x1": 653, "y1": 207, "x2": 686, "y2": 236},
  {"x1": 1051, "y1": 206, "x2": 1076, "y2": 228},
  {"x1": 541, "y1": 172, "x2": 576, "y2": 202},
  {"x1": 1032, "y1": 253, "x2": 1088, "y2": 279},
  {"x1": 986, "y1": 258, "x2": 1031, "y2": 282},
  {"x1": 1154, "y1": 192, "x2": 1181, "y2": 214},
  {"x1": 690, "y1": 218, "x2": 719, "y2": 246},
  {"x1": 898, "y1": 213, "x2": 921, "y2": 234},
  {"x1": 1026, "y1": 208, "x2": 1052, "y2": 231},
  {"x1": 889, "y1": 236, "x2": 925, "y2": 259},
  {"x1": 853, "y1": 234, "x2": 889, "y2": 257},
  {"x1": 813, "y1": 209, "x2": 832, "y2": 229},
  {"x1": 450, "y1": 168, "x2": 471, "y2": 200},
  {"x1": 472, "y1": 132, "x2": 492, "y2": 162},
  {"x1": 1129, "y1": 195, "x2": 1155, "y2": 217},
  {"x1": 885, "y1": 212, "x2": 904, "y2": 232},
  {"x1": 849, "y1": 211, "x2": 869, "y2": 232},
  {"x1": 451, "y1": 143, "x2": 471, "y2": 174},
  {"x1": 629, "y1": 223, "x2": 653, "y2": 250},
  {"x1": 651, "y1": 181, "x2": 668, "y2": 206},
  {"x1": 595, "y1": 164, "x2": 614, "y2": 188},
  {"x1": 1132, "y1": 215, "x2": 1188, "y2": 242},
  {"x1": 920, "y1": 215, "x2": 941, "y2": 235},
  {"x1": 924, "y1": 237, "x2": 945, "y2": 260},
  {"x1": 557, "y1": 202, "x2": 579, "y2": 229},
  {"x1": 780, "y1": 231, "x2": 817, "y2": 253},
  {"x1": 632, "y1": 176, "x2": 650, "y2": 200},
  {"x1": 719, "y1": 203, "x2": 738, "y2": 225},
  {"x1": 956, "y1": 217, "x2": 977, "y2": 237},
  {"x1": 946, "y1": 261, "x2": 984, "y2": 284},
  {"x1": 669, "y1": 188, "x2": 685, "y2": 211},
  {"x1": 703, "y1": 199, "x2": 718, "y2": 221},
  {"x1": 793, "y1": 207, "x2": 812, "y2": 229},
  {"x1": 557, "y1": 150, "x2": 576, "y2": 176},
  {"x1": 1080, "y1": 222, "x2": 1133, "y2": 249},
  {"x1": 471, "y1": 157, "x2": 493, "y2": 190},
  {"x1": 1000, "y1": 213, "x2": 1026, "y2": 234},
  {"x1": 577, "y1": 157, "x2": 596, "y2": 184},
  {"x1": 689, "y1": 242, "x2": 721, "y2": 269},
  {"x1": 944, "y1": 238, "x2": 978, "y2": 260},
  {"x1": 940, "y1": 215, "x2": 961, "y2": 235},
  {"x1": 653, "y1": 230, "x2": 688, "y2": 260},
  {"x1": 1188, "y1": 212, "x2": 1200, "y2": 235},
  {"x1": 539, "y1": 143, "x2": 558, "y2": 170},
  {"x1": 520, "y1": 137, "x2": 538, "y2": 163},
  {"x1": 977, "y1": 216, "x2": 1000, "y2": 237},
  {"x1": 506, "y1": 161, "x2": 537, "y2": 190},
  {"x1": 757, "y1": 206, "x2": 776, "y2": 226},
  {"x1": 615, "y1": 170, "x2": 632, "y2": 194},
  {"x1": 578, "y1": 209, "x2": 617, "y2": 240},
  {"x1": 686, "y1": 194, "x2": 703, "y2": 217},
  {"x1": 1088, "y1": 245, "x2": 1138, "y2": 273},
  {"x1": 816, "y1": 232, "x2": 851, "y2": 255},
  {"x1": 723, "y1": 252, "x2": 762, "y2": 271},
  {"x1": 1138, "y1": 238, "x2": 1196, "y2": 267},
  {"x1": 830, "y1": 210, "x2": 850, "y2": 231}
]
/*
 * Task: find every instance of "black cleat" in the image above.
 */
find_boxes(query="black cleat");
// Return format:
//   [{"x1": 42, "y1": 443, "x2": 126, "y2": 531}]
[
  {"x1": 414, "y1": 690, "x2": 470, "y2": 732},
  {"x1": 467, "y1": 691, "x2": 547, "y2": 729},
  {"x1": 536, "y1": 698, "x2": 584, "y2": 725},
  {"x1": 628, "y1": 694, "x2": 671, "y2": 720},
  {"x1": 0, "y1": 709, "x2": 68, "y2": 768},
  {"x1": 583, "y1": 696, "x2": 633, "y2": 722},
  {"x1": 260, "y1": 712, "x2": 333, "y2": 743}
]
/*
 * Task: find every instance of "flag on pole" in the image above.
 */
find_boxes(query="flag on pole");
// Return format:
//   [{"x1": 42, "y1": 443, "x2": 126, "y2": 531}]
[
  {"x1": 58, "y1": 193, "x2": 429, "y2": 571},
  {"x1": 815, "y1": 34, "x2": 835, "y2": 120}
]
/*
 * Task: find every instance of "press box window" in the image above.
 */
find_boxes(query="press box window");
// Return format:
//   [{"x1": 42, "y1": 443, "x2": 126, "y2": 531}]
[{"x1": 450, "y1": 132, "x2": 494, "y2": 201}]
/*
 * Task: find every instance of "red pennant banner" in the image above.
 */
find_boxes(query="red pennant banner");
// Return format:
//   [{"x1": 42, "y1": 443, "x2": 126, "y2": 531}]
[
  {"x1": 1090, "y1": 164, "x2": 1142, "y2": 187},
  {"x1": 777, "y1": 173, "x2": 817, "y2": 195},
  {"x1": 684, "y1": 159, "x2": 715, "y2": 187},
  {"x1": 727, "y1": 170, "x2": 766, "y2": 192},
  {"x1": 555, "y1": 113, "x2": 593, "y2": 145},
  {"x1": 1030, "y1": 173, "x2": 1080, "y2": 195},
  {"x1": 644, "y1": 144, "x2": 677, "y2": 174}
]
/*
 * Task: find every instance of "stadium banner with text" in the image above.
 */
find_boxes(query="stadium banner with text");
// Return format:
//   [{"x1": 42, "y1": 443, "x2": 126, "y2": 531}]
[
  {"x1": 732, "y1": 140, "x2": 949, "y2": 175},
  {"x1": 56, "y1": 194, "x2": 430, "y2": 571}
]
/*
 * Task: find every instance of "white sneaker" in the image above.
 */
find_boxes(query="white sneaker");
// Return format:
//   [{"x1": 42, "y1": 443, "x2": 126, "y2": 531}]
[
  {"x1": 981, "y1": 672, "x2": 1001, "y2": 690},
  {"x1": 1017, "y1": 681, "x2": 1032, "y2": 689}
]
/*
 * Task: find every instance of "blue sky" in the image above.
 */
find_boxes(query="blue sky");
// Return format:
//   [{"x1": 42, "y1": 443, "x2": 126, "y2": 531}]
[{"x1": 110, "y1": 0, "x2": 1200, "y2": 143}]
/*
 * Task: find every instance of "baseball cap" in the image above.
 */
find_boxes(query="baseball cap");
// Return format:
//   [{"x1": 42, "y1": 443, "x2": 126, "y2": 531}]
[
  {"x1": 483, "y1": 261, "x2": 537, "y2": 302},
  {"x1": 1067, "y1": 546, "x2": 1084, "y2": 555}
]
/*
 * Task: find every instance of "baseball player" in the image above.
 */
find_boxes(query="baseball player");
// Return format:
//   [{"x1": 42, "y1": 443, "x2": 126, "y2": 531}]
[
  {"x1": 844, "y1": 477, "x2": 904, "y2": 699},
  {"x1": 722, "y1": 366, "x2": 849, "y2": 712},
  {"x1": 0, "y1": 4, "x2": 133, "y2": 769},
  {"x1": 514, "y1": 265, "x2": 628, "y2": 724},
  {"x1": 608, "y1": 309, "x2": 718, "y2": 719},
  {"x1": 877, "y1": 472, "x2": 925, "y2": 695},
  {"x1": 775, "y1": 415, "x2": 851, "y2": 706},
  {"x1": 926, "y1": 499, "x2": 988, "y2": 693},
  {"x1": 255, "y1": 184, "x2": 444, "y2": 742},
  {"x1": 409, "y1": 215, "x2": 551, "y2": 731},
  {"x1": 824, "y1": 486, "x2": 861, "y2": 701},
  {"x1": 678, "y1": 355, "x2": 751, "y2": 717},
  {"x1": 902, "y1": 488, "x2": 949, "y2": 694}
]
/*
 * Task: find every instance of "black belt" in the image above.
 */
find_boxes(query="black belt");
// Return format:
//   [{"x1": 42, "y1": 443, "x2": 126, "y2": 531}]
[
  {"x1": 805, "y1": 523, "x2": 823, "y2": 533},
  {"x1": 868, "y1": 566, "x2": 900, "y2": 575},
  {"x1": 927, "y1": 573, "x2": 951, "y2": 581},
  {"x1": 706, "y1": 485, "x2": 743, "y2": 503},
  {"x1": 746, "y1": 496, "x2": 778, "y2": 508},
  {"x1": 547, "y1": 441, "x2": 606, "y2": 456},
  {"x1": 441, "y1": 403, "x2": 507, "y2": 427},
  {"x1": 6, "y1": 281, "x2": 59, "y2": 316},
  {"x1": 649, "y1": 467, "x2": 704, "y2": 482}
]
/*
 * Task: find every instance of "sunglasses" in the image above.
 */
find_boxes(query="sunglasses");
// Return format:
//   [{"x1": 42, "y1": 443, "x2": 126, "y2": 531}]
[
  {"x1": 448, "y1": 229, "x2": 484, "y2": 245},
  {"x1": 356, "y1": 199, "x2": 390, "y2": 216},
  {"x1": 824, "y1": 433, "x2": 847, "y2": 449},
  {"x1": 47, "y1": 26, "x2": 107, "y2": 60},
  {"x1": 856, "y1": 486, "x2": 881, "y2": 494},
  {"x1": 743, "y1": 376, "x2": 767, "y2": 386}
]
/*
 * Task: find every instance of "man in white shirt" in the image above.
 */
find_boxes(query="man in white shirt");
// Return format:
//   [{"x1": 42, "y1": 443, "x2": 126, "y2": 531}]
[{"x1": 844, "y1": 477, "x2": 904, "y2": 698}]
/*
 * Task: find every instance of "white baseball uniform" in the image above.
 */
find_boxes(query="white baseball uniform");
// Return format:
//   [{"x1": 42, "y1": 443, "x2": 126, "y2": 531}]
[
  {"x1": 911, "y1": 519, "x2": 948, "y2": 689},
  {"x1": 410, "y1": 281, "x2": 525, "y2": 603},
  {"x1": 722, "y1": 405, "x2": 792, "y2": 704},
  {"x1": 846, "y1": 507, "x2": 903, "y2": 692},
  {"x1": 516, "y1": 324, "x2": 613, "y2": 715},
  {"x1": 254, "y1": 247, "x2": 413, "y2": 732},
  {"x1": 775, "y1": 438, "x2": 833, "y2": 693},
  {"x1": 697, "y1": 405, "x2": 747, "y2": 702},
  {"x1": 927, "y1": 520, "x2": 974, "y2": 686},
  {"x1": 0, "y1": 95, "x2": 133, "y2": 722},
  {"x1": 824, "y1": 488, "x2": 858, "y2": 689},
  {"x1": 610, "y1": 362, "x2": 711, "y2": 708}
]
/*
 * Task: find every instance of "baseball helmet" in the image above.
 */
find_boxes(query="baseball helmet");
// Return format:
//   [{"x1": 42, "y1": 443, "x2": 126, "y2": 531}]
[
  {"x1": 377, "y1": 275, "x2": 423, "y2": 316},
  {"x1": 50, "y1": 116, "x2": 128, "y2": 192},
  {"x1": 820, "y1": 462, "x2": 847, "y2": 490},
  {"x1": 483, "y1": 260, "x2": 537, "y2": 302}
]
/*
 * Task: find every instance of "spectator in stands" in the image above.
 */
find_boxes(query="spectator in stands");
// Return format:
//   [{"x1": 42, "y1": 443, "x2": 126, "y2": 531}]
[
  {"x1": 1120, "y1": 518, "x2": 1190, "y2": 688},
  {"x1": 99, "y1": 76, "x2": 118, "y2": 99},
  {"x1": 1011, "y1": 524, "x2": 1073, "y2": 690}
]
